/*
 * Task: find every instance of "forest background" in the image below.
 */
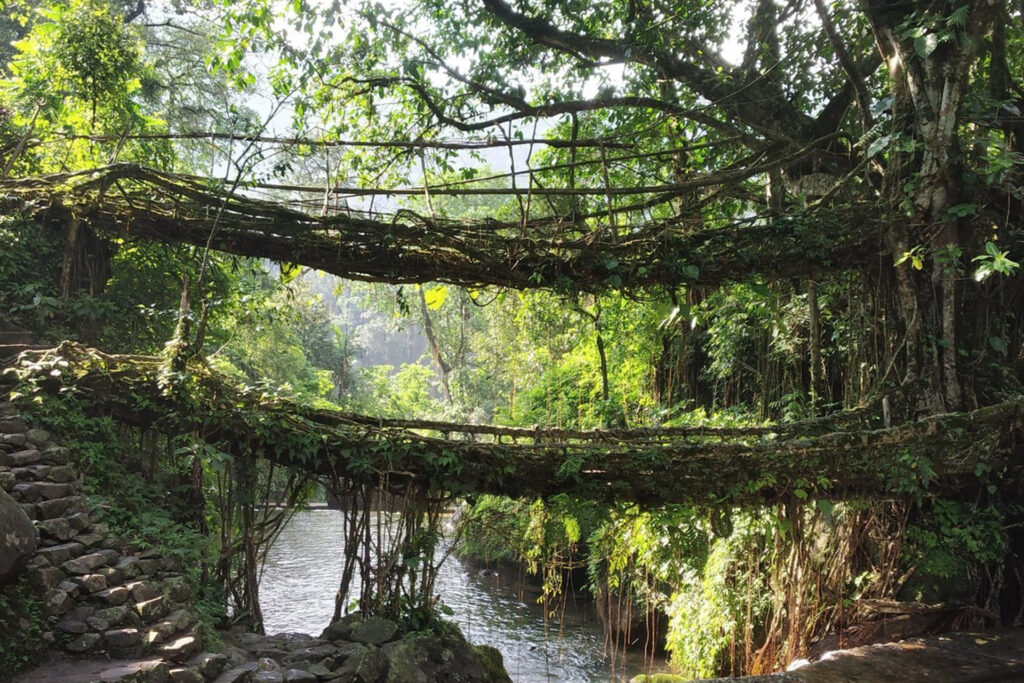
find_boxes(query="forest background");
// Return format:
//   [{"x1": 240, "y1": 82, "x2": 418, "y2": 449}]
[{"x1": 1, "y1": 0, "x2": 1023, "y2": 678}]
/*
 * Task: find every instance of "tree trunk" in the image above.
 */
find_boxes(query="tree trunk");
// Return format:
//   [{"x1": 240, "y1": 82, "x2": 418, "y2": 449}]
[
  {"x1": 417, "y1": 288, "x2": 453, "y2": 405},
  {"x1": 861, "y1": 0, "x2": 995, "y2": 414}
]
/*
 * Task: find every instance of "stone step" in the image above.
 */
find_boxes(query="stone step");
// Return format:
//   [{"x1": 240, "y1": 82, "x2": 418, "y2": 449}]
[
  {"x1": 161, "y1": 576, "x2": 193, "y2": 603},
  {"x1": 63, "y1": 632, "x2": 103, "y2": 653},
  {"x1": 1, "y1": 432, "x2": 26, "y2": 448},
  {"x1": 103, "y1": 627, "x2": 143, "y2": 651},
  {"x1": 11, "y1": 480, "x2": 75, "y2": 503},
  {"x1": 43, "y1": 586, "x2": 75, "y2": 617},
  {"x1": 66, "y1": 511, "x2": 92, "y2": 532},
  {"x1": 145, "y1": 608, "x2": 196, "y2": 647},
  {"x1": 0, "y1": 328, "x2": 36, "y2": 343},
  {"x1": 137, "y1": 557, "x2": 163, "y2": 576},
  {"x1": 126, "y1": 580, "x2": 162, "y2": 602},
  {"x1": 0, "y1": 415, "x2": 28, "y2": 433},
  {"x1": 115, "y1": 555, "x2": 143, "y2": 580},
  {"x1": 37, "y1": 517, "x2": 77, "y2": 541},
  {"x1": 168, "y1": 666, "x2": 205, "y2": 683},
  {"x1": 38, "y1": 445, "x2": 70, "y2": 465},
  {"x1": 23, "y1": 428, "x2": 52, "y2": 448},
  {"x1": 135, "y1": 595, "x2": 169, "y2": 624},
  {"x1": 93, "y1": 563, "x2": 125, "y2": 587},
  {"x1": 94, "y1": 585, "x2": 131, "y2": 606},
  {"x1": 74, "y1": 531, "x2": 105, "y2": 549},
  {"x1": 35, "y1": 541, "x2": 86, "y2": 565},
  {"x1": 2, "y1": 449, "x2": 40, "y2": 467},
  {"x1": 73, "y1": 573, "x2": 109, "y2": 594},
  {"x1": 35, "y1": 494, "x2": 88, "y2": 519},
  {"x1": 61, "y1": 550, "x2": 117, "y2": 575},
  {"x1": 158, "y1": 631, "x2": 202, "y2": 663},
  {"x1": 10, "y1": 463, "x2": 77, "y2": 483},
  {"x1": 88, "y1": 604, "x2": 142, "y2": 631},
  {"x1": 11, "y1": 464, "x2": 51, "y2": 481}
]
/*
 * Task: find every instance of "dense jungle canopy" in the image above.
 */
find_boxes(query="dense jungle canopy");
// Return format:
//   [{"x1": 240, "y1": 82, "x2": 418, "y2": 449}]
[{"x1": 2, "y1": 0, "x2": 1024, "y2": 677}]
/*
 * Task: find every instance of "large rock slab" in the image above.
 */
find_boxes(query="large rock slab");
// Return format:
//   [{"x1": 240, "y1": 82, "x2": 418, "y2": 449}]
[
  {"x1": 0, "y1": 486, "x2": 37, "y2": 583},
  {"x1": 383, "y1": 633, "x2": 512, "y2": 683}
]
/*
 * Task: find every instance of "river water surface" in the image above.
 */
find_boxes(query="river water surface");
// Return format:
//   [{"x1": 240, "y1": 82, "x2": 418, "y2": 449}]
[{"x1": 261, "y1": 510, "x2": 669, "y2": 682}]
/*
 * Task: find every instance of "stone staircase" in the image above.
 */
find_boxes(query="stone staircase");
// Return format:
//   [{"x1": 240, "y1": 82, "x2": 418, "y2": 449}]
[
  {"x1": 0, "y1": 400, "x2": 225, "y2": 681},
  {"x1": 0, "y1": 320, "x2": 47, "y2": 361}
]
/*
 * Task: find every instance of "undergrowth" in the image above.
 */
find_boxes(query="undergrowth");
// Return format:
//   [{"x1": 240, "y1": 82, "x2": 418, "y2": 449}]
[{"x1": 0, "y1": 575, "x2": 47, "y2": 677}]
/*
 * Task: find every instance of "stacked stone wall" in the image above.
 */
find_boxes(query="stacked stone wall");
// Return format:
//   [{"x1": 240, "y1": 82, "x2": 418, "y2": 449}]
[{"x1": 0, "y1": 400, "x2": 203, "y2": 668}]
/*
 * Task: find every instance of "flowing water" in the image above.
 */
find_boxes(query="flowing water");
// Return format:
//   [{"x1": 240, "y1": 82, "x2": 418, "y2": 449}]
[{"x1": 260, "y1": 509, "x2": 669, "y2": 682}]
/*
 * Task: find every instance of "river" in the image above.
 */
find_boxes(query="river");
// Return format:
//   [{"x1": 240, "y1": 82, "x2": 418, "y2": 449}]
[{"x1": 260, "y1": 509, "x2": 670, "y2": 682}]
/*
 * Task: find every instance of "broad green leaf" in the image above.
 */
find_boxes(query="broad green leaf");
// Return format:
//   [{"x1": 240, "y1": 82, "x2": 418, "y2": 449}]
[
  {"x1": 280, "y1": 262, "x2": 302, "y2": 284},
  {"x1": 914, "y1": 33, "x2": 940, "y2": 59},
  {"x1": 424, "y1": 284, "x2": 448, "y2": 310}
]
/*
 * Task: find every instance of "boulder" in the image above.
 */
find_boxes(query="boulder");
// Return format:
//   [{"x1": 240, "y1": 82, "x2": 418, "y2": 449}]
[
  {"x1": 32, "y1": 566, "x2": 66, "y2": 590},
  {"x1": 24, "y1": 428, "x2": 51, "y2": 446},
  {"x1": 349, "y1": 616, "x2": 398, "y2": 646},
  {"x1": 321, "y1": 613, "x2": 361, "y2": 642},
  {"x1": 384, "y1": 640, "x2": 429, "y2": 683},
  {"x1": 384, "y1": 633, "x2": 512, "y2": 683},
  {"x1": 0, "y1": 487, "x2": 38, "y2": 583},
  {"x1": 191, "y1": 652, "x2": 229, "y2": 679},
  {"x1": 332, "y1": 645, "x2": 386, "y2": 683}
]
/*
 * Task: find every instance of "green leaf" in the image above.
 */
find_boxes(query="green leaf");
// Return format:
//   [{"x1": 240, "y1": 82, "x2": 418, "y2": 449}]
[
  {"x1": 945, "y1": 203, "x2": 976, "y2": 218},
  {"x1": 866, "y1": 133, "x2": 892, "y2": 158},
  {"x1": 423, "y1": 285, "x2": 448, "y2": 310},
  {"x1": 681, "y1": 264, "x2": 699, "y2": 279},
  {"x1": 279, "y1": 262, "x2": 302, "y2": 284},
  {"x1": 914, "y1": 33, "x2": 940, "y2": 59},
  {"x1": 988, "y1": 336, "x2": 1008, "y2": 356}
]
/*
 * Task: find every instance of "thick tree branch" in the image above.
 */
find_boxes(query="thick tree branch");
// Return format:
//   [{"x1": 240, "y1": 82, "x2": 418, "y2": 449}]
[
  {"x1": 479, "y1": 0, "x2": 817, "y2": 143},
  {"x1": 813, "y1": 0, "x2": 876, "y2": 133}
]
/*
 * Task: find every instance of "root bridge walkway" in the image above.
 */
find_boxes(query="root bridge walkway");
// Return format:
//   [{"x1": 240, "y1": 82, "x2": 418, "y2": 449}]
[{"x1": 7, "y1": 343, "x2": 1022, "y2": 507}]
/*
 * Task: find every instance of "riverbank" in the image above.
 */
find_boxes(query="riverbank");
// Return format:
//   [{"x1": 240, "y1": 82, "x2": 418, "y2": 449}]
[{"x1": 12, "y1": 612, "x2": 510, "y2": 683}]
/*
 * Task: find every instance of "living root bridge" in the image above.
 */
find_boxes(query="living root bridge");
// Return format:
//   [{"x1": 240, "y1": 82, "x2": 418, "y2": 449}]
[
  {"x1": 0, "y1": 163, "x2": 884, "y2": 292},
  {"x1": 11, "y1": 343, "x2": 1023, "y2": 506}
]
